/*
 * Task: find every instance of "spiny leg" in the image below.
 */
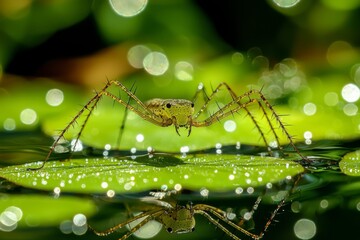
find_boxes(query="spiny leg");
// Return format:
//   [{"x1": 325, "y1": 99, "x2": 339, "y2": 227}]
[
  {"x1": 192, "y1": 86, "x2": 308, "y2": 161},
  {"x1": 252, "y1": 90, "x2": 308, "y2": 161},
  {"x1": 115, "y1": 82, "x2": 137, "y2": 149},
  {"x1": 88, "y1": 209, "x2": 162, "y2": 239},
  {"x1": 27, "y1": 80, "x2": 115, "y2": 170},
  {"x1": 194, "y1": 204, "x2": 260, "y2": 239},
  {"x1": 257, "y1": 174, "x2": 303, "y2": 238},
  {"x1": 192, "y1": 83, "x2": 275, "y2": 155},
  {"x1": 29, "y1": 80, "x2": 166, "y2": 170},
  {"x1": 236, "y1": 195, "x2": 263, "y2": 227},
  {"x1": 195, "y1": 210, "x2": 242, "y2": 240}
]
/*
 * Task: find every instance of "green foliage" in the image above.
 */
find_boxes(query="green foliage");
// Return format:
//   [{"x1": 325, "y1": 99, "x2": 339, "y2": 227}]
[
  {"x1": 0, "y1": 154, "x2": 303, "y2": 194},
  {"x1": 340, "y1": 150, "x2": 360, "y2": 176}
]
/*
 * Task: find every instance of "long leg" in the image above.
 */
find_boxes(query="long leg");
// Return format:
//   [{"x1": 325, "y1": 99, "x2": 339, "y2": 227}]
[
  {"x1": 28, "y1": 80, "x2": 165, "y2": 170},
  {"x1": 192, "y1": 83, "x2": 278, "y2": 154},
  {"x1": 192, "y1": 85, "x2": 308, "y2": 161},
  {"x1": 194, "y1": 205, "x2": 261, "y2": 239},
  {"x1": 88, "y1": 209, "x2": 163, "y2": 240},
  {"x1": 27, "y1": 81, "x2": 112, "y2": 170}
]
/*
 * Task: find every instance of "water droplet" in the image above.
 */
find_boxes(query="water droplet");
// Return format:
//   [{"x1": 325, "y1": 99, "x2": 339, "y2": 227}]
[
  {"x1": 224, "y1": 120, "x2": 236, "y2": 132},
  {"x1": 174, "y1": 183, "x2": 182, "y2": 191},
  {"x1": 109, "y1": 0, "x2": 148, "y2": 17},
  {"x1": 136, "y1": 134, "x2": 144, "y2": 142},
  {"x1": 107, "y1": 190, "x2": 116, "y2": 198},
  {"x1": 200, "y1": 188, "x2": 209, "y2": 197},
  {"x1": 101, "y1": 182, "x2": 108, "y2": 189},
  {"x1": 46, "y1": 88, "x2": 64, "y2": 106},
  {"x1": 246, "y1": 187, "x2": 254, "y2": 194},
  {"x1": 180, "y1": 146, "x2": 190, "y2": 153},
  {"x1": 143, "y1": 52, "x2": 169, "y2": 76},
  {"x1": 235, "y1": 187, "x2": 243, "y2": 194},
  {"x1": 303, "y1": 131, "x2": 312, "y2": 140},
  {"x1": 70, "y1": 139, "x2": 83, "y2": 152},
  {"x1": 243, "y1": 212, "x2": 252, "y2": 220}
]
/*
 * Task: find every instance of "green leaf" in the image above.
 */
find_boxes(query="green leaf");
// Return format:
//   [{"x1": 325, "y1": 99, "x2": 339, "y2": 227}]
[
  {"x1": 0, "y1": 154, "x2": 304, "y2": 194},
  {"x1": 0, "y1": 194, "x2": 96, "y2": 228},
  {"x1": 340, "y1": 150, "x2": 360, "y2": 176}
]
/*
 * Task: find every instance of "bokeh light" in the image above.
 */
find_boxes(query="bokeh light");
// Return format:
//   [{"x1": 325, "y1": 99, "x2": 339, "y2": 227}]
[
  {"x1": 20, "y1": 108, "x2": 37, "y2": 125},
  {"x1": 109, "y1": 0, "x2": 148, "y2": 17},
  {"x1": 174, "y1": 61, "x2": 193, "y2": 81},
  {"x1": 303, "y1": 103, "x2": 317, "y2": 116},
  {"x1": 3, "y1": 118, "x2": 16, "y2": 131},
  {"x1": 46, "y1": 88, "x2": 64, "y2": 107},
  {"x1": 0, "y1": 206, "x2": 22, "y2": 232},
  {"x1": 143, "y1": 52, "x2": 169, "y2": 76},
  {"x1": 126, "y1": 213, "x2": 162, "y2": 239},
  {"x1": 324, "y1": 92, "x2": 338, "y2": 106},
  {"x1": 127, "y1": 45, "x2": 151, "y2": 69},
  {"x1": 223, "y1": 120, "x2": 237, "y2": 132},
  {"x1": 294, "y1": 218, "x2": 316, "y2": 239},
  {"x1": 273, "y1": 0, "x2": 301, "y2": 8},
  {"x1": 341, "y1": 83, "x2": 360, "y2": 102}
]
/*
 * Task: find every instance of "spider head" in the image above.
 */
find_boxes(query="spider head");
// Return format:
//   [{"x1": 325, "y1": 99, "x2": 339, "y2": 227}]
[
  {"x1": 145, "y1": 98, "x2": 194, "y2": 136},
  {"x1": 160, "y1": 207, "x2": 195, "y2": 234},
  {"x1": 163, "y1": 99, "x2": 194, "y2": 126}
]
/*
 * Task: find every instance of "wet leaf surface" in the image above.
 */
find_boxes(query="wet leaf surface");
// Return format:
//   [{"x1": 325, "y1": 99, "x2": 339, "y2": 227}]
[{"x1": 0, "y1": 154, "x2": 304, "y2": 194}]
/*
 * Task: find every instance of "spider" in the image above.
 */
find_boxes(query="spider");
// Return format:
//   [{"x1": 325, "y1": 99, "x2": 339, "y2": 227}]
[
  {"x1": 88, "y1": 194, "x2": 282, "y2": 240},
  {"x1": 28, "y1": 80, "x2": 306, "y2": 170}
]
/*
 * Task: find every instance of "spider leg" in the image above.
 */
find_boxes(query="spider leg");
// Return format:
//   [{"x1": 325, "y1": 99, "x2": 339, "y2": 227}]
[
  {"x1": 28, "y1": 80, "x2": 167, "y2": 171},
  {"x1": 237, "y1": 195, "x2": 262, "y2": 227},
  {"x1": 194, "y1": 204, "x2": 260, "y2": 239},
  {"x1": 192, "y1": 83, "x2": 273, "y2": 153},
  {"x1": 88, "y1": 209, "x2": 163, "y2": 239},
  {"x1": 192, "y1": 85, "x2": 308, "y2": 161},
  {"x1": 27, "y1": 80, "x2": 113, "y2": 170},
  {"x1": 116, "y1": 82, "x2": 137, "y2": 149}
]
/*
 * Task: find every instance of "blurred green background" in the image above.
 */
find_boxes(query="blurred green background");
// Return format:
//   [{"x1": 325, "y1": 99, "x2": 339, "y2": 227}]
[
  {"x1": 1, "y1": 0, "x2": 360, "y2": 240},
  {"x1": 1, "y1": 0, "x2": 360, "y2": 142}
]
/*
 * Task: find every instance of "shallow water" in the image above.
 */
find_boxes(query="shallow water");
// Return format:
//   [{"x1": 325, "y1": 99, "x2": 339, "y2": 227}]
[{"x1": 0, "y1": 131, "x2": 360, "y2": 240}]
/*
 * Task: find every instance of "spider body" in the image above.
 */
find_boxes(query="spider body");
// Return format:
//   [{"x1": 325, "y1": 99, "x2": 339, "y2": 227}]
[
  {"x1": 145, "y1": 98, "x2": 195, "y2": 136},
  {"x1": 157, "y1": 204, "x2": 195, "y2": 233}
]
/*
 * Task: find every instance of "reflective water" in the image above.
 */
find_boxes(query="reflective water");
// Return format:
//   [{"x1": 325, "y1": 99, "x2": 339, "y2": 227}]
[{"x1": 0, "y1": 131, "x2": 360, "y2": 239}]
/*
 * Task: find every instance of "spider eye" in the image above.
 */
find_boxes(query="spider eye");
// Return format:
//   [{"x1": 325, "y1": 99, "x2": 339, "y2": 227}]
[
  {"x1": 191, "y1": 227, "x2": 195, "y2": 232},
  {"x1": 167, "y1": 227, "x2": 173, "y2": 233},
  {"x1": 166, "y1": 103, "x2": 171, "y2": 108},
  {"x1": 191, "y1": 103, "x2": 194, "y2": 108}
]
